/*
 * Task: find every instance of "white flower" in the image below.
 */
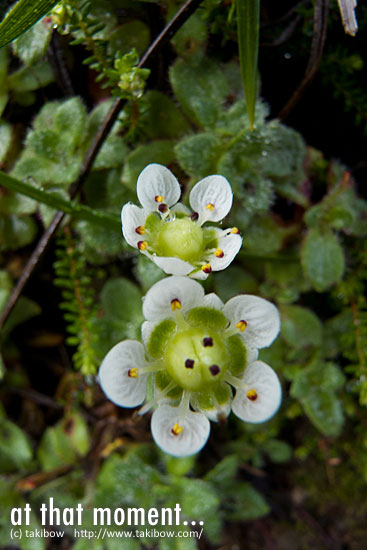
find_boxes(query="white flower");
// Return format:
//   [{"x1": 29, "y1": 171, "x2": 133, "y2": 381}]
[
  {"x1": 121, "y1": 164, "x2": 242, "y2": 279},
  {"x1": 98, "y1": 277, "x2": 281, "y2": 457}
]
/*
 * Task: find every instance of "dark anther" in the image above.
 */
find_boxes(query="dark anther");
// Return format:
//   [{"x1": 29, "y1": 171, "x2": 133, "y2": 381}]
[
  {"x1": 158, "y1": 203, "x2": 168, "y2": 213},
  {"x1": 203, "y1": 337, "x2": 213, "y2": 347},
  {"x1": 209, "y1": 365, "x2": 220, "y2": 376},
  {"x1": 190, "y1": 212, "x2": 199, "y2": 221},
  {"x1": 185, "y1": 359, "x2": 194, "y2": 369}
]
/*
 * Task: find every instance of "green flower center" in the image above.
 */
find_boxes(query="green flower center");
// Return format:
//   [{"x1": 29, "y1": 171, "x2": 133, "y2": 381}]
[
  {"x1": 156, "y1": 218, "x2": 204, "y2": 262},
  {"x1": 164, "y1": 328, "x2": 229, "y2": 391}
]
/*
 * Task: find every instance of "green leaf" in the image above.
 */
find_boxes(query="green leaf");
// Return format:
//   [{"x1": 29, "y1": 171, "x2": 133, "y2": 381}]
[
  {"x1": 0, "y1": 214, "x2": 38, "y2": 251},
  {"x1": 204, "y1": 455, "x2": 239, "y2": 486},
  {"x1": 224, "y1": 482, "x2": 269, "y2": 521},
  {"x1": 301, "y1": 389, "x2": 344, "y2": 437},
  {"x1": 280, "y1": 305, "x2": 323, "y2": 349},
  {"x1": 100, "y1": 278, "x2": 142, "y2": 324},
  {"x1": 7, "y1": 59, "x2": 54, "y2": 91},
  {"x1": 0, "y1": 0, "x2": 57, "y2": 48},
  {"x1": 143, "y1": 91, "x2": 190, "y2": 140},
  {"x1": 2, "y1": 295, "x2": 41, "y2": 339},
  {"x1": 12, "y1": 17, "x2": 52, "y2": 65},
  {"x1": 263, "y1": 439, "x2": 292, "y2": 463},
  {"x1": 37, "y1": 411, "x2": 90, "y2": 471},
  {"x1": 236, "y1": 0, "x2": 260, "y2": 130},
  {"x1": 122, "y1": 141, "x2": 175, "y2": 191},
  {"x1": 93, "y1": 135, "x2": 128, "y2": 170},
  {"x1": 95, "y1": 452, "x2": 162, "y2": 509},
  {"x1": 0, "y1": 121, "x2": 12, "y2": 163},
  {"x1": 0, "y1": 418, "x2": 33, "y2": 472},
  {"x1": 170, "y1": 58, "x2": 229, "y2": 129},
  {"x1": 291, "y1": 361, "x2": 345, "y2": 436},
  {"x1": 160, "y1": 537, "x2": 198, "y2": 550},
  {"x1": 171, "y1": 12, "x2": 208, "y2": 61},
  {"x1": 175, "y1": 133, "x2": 220, "y2": 179},
  {"x1": 0, "y1": 170, "x2": 121, "y2": 231},
  {"x1": 0, "y1": 479, "x2": 45, "y2": 550},
  {"x1": 301, "y1": 228, "x2": 345, "y2": 291}
]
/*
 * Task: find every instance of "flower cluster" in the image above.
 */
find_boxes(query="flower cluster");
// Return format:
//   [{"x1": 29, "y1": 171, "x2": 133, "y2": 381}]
[
  {"x1": 99, "y1": 164, "x2": 282, "y2": 457},
  {"x1": 121, "y1": 164, "x2": 242, "y2": 279},
  {"x1": 99, "y1": 277, "x2": 281, "y2": 457}
]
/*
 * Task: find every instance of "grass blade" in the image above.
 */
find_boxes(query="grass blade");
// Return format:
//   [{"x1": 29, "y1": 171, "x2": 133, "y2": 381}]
[
  {"x1": 236, "y1": 0, "x2": 260, "y2": 130},
  {"x1": 0, "y1": 0, "x2": 58, "y2": 48}
]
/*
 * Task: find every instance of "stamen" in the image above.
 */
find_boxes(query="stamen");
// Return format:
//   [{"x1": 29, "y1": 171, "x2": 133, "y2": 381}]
[
  {"x1": 203, "y1": 337, "x2": 213, "y2": 347},
  {"x1": 185, "y1": 359, "x2": 194, "y2": 369},
  {"x1": 155, "y1": 195, "x2": 164, "y2": 203},
  {"x1": 158, "y1": 203, "x2": 168, "y2": 213},
  {"x1": 246, "y1": 388, "x2": 258, "y2": 401},
  {"x1": 171, "y1": 298, "x2": 182, "y2": 311},
  {"x1": 206, "y1": 203, "x2": 215, "y2": 211},
  {"x1": 214, "y1": 248, "x2": 224, "y2": 258},
  {"x1": 209, "y1": 365, "x2": 220, "y2": 376},
  {"x1": 171, "y1": 423, "x2": 184, "y2": 436},
  {"x1": 135, "y1": 226, "x2": 145, "y2": 235},
  {"x1": 231, "y1": 227, "x2": 240, "y2": 234},
  {"x1": 128, "y1": 368, "x2": 138, "y2": 378},
  {"x1": 138, "y1": 240, "x2": 148, "y2": 251},
  {"x1": 190, "y1": 212, "x2": 199, "y2": 221},
  {"x1": 236, "y1": 319, "x2": 248, "y2": 332},
  {"x1": 202, "y1": 263, "x2": 212, "y2": 274}
]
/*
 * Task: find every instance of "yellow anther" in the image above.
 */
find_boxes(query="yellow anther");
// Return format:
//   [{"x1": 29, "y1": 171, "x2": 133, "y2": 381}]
[
  {"x1": 171, "y1": 423, "x2": 184, "y2": 436},
  {"x1": 214, "y1": 248, "x2": 224, "y2": 258},
  {"x1": 231, "y1": 227, "x2": 240, "y2": 234},
  {"x1": 202, "y1": 263, "x2": 212, "y2": 274},
  {"x1": 236, "y1": 319, "x2": 248, "y2": 332},
  {"x1": 246, "y1": 388, "x2": 258, "y2": 401},
  {"x1": 138, "y1": 240, "x2": 148, "y2": 251},
  {"x1": 135, "y1": 225, "x2": 145, "y2": 235},
  {"x1": 128, "y1": 368, "x2": 138, "y2": 378},
  {"x1": 206, "y1": 203, "x2": 215, "y2": 211},
  {"x1": 171, "y1": 298, "x2": 182, "y2": 311},
  {"x1": 155, "y1": 195, "x2": 164, "y2": 203}
]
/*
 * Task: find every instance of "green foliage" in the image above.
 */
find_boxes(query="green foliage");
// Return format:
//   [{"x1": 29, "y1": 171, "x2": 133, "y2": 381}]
[
  {"x1": 38, "y1": 411, "x2": 90, "y2": 470},
  {"x1": 54, "y1": 229, "x2": 99, "y2": 375},
  {"x1": 301, "y1": 227, "x2": 345, "y2": 291},
  {"x1": 236, "y1": 0, "x2": 260, "y2": 130},
  {"x1": 0, "y1": 416, "x2": 33, "y2": 472}
]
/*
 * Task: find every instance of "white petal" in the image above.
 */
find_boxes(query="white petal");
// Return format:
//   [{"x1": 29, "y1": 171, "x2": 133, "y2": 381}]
[
  {"x1": 223, "y1": 295, "x2": 280, "y2": 348},
  {"x1": 151, "y1": 405, "x2": 210, "y2": 457},
  {"x1": 247, "y1": 347, "x2": 259, "y2": 364},
  {"x1": 189, "y1": 268, "x2": 209, "y2": 280},
  {"x1": 189, "y1": 175, "x2": 233, "y2": 223},
  {"x1": 152, "y1": 255, "x2": 194, "y2": 276},
  {"x1": 202, "y1": 293, "x2": 224, "y2": 310},
  {"x1": 207, "y1": 230, "x2": 242, "y2": 271},
  {"x1": 143, "y1": 276, "x2": 205, "y2": 322},
  {"x1": 232, "y1": 361, "x2": 281, "y2": 423},
  {"x1": 137, "y1": 164, "x2": 181, "y2": 211},
  {"x1": 121, "y1": 203, "x2": 147, "y2": 248},
  {"x1": 141, "y1": 321, "x2": 156, "y2": 348},
  {"x1": 99, "y1": 341, "x2": 148, "y2": 408}
]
